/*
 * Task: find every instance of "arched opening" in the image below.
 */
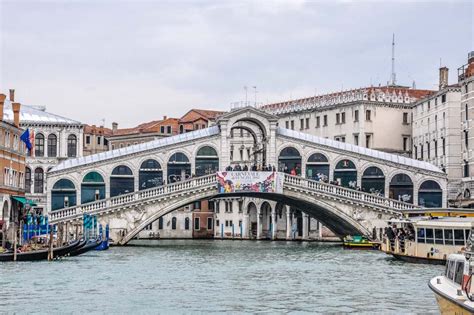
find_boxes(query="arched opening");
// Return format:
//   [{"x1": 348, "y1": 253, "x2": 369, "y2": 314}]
[
  {"x1": 247, "y1": 202, "x2": 258, "y2": 239},
  {"x1": 47, "y1": 134, "x2": 57, "y2": 157},
  {"x1": 167, "y1": 152, "x2": 191, "y2": 183},
  {"x1": 261, "y1": 201, "x2": 272, "y2": 238},
  {"x1": 139, "y1": 159, "x2": 163, "y2": 190},
  {"x1": 171, "y1": 217, "x2": 177, "y2": 230},
  {"x1": 231, "y1": 118, "x2": 268, "y2": 167},
  {"x1": 333, "y1": 159, "x2": 357, "y2": 188},
  {"x1": 67, "y1": 134, "x2": 77, "y2": 157},
  {"x1": 278, "y1": 147, "x2": 301, "y2": 175},
  {"x1": 361, "y1": 166, "x2": 385, "y2": 194},
  {"x1": 34, "y1": 168, "x2": 44, "y2": 194},
  {"x1": 25, "y1": 167, "x2": 31, "y2": 193},
  {"x1": 110, "y1": 165, "x2": 134, "y2": 197},
  {"x1": 35, "y1": 133, "x2": 45, "y2": 157},
  {"x1": 418, "y1": 180, "x2": 442, "y2": 208},
  {"x1": 51, "y1": 179, "x2": 76, "y2": 211},
  {"x1": 306, "y1": 153, "x2": 329, "y2": 181},
  {"x1": 81, "y1": 172, "x2": 106, "y2": 204},
  {"x1": 389, "y1": 174, "x2": 413, "y2": 204},
  {"x1": 195, "y1": 146, "x2": 219, "y2": 177}
]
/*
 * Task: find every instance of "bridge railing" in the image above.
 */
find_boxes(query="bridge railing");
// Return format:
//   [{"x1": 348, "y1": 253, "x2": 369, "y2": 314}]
[
  {"x1": 49, "y1": 174, "x2": 217, "y2": 223},
  {"x1": 283, "y1": 174, "x2": 419, "y2": 211}
]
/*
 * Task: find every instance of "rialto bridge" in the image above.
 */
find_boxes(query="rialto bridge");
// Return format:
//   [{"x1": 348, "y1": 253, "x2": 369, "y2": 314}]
[{"x1": 46, "y1": 107, "x2": 447, "y2": 244}]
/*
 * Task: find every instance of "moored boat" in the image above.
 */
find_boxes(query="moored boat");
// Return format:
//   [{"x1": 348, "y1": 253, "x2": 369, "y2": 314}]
[
  {"x1": 69, "y1": 238, "x2": 102, "y2": 256},
  {"x1": 381, "y1": 217, "x2": 474, "y2": 264},
  {"x1": 0, "y1": 239, "x2": 81, "y2": 262},
  {"x1": 343, "y1": 235, "x2": 380, "y2": 249}
]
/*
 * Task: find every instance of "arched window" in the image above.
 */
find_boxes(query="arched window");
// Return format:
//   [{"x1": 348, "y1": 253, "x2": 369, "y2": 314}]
[
  {"x1": 418, "y1": 180, "x2": 442, "y2": 208},
  {"x1": 81, "y1": 172, "x2": 106, "y2": 203},
  {"x1": 25, "y1": 167, "x2": 31, "y2": 193},
  {"x1": 278, "y1": 147, "x2": 301, "y2": 175},
  {"x1": 171, "y1": 217, "x2": 177, "y2": 230},
  {"x1": 35, "y1": 133, "x2": 45, "y2": 157},
  {"x1": 139, "y1": 160, "x2": 163, "y2": 190},
  {"x1": 158, "y1": 217, "x2": 164, "y2": 229},
  {"x1": 110, "y1": 165, "x2": 134, "y2": 197},
  {"x1": 184, "y1": 217, "x2": 190, "y2": 230},
  {"x1": 51, "y1": 179, "x2": 76, "y2": 211},
  {"x1": 306, "y1": 153, "x2": 329, "y2": 181},
  {"x1": 333, "y1": 160, "x2": 357, "y2": 188},
  {"x1": 389, "y1": 174, "x2": 413, "y2": 204},
  {"x1": 67, "y1": 134, "x2": 77, "y2": 157},
  {"x1": 47, "y1": 134, "x2": 57, "y2": 157},
  {"x1": 361, "y1": 166, "x2": 385, "y2": 194},
  {"x1": 195, "y1": 146, "x2": 219, "y2": 176},
  {"x1": 34, "y1": 168, "x2": 44, "y2": 193},
  {"x1": 167, "y1": 152, "x2": 191, "y2": 183}
]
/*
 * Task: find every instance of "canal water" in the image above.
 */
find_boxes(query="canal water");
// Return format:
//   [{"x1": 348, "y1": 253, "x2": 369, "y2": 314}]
[{"x1": 0, "y1": 240, "x2": 442, "y2": 314}]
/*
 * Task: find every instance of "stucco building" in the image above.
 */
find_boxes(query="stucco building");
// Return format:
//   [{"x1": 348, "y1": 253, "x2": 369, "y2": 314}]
[{"x1": 83, "y1": 124, "x2": 112, "y2": 156}]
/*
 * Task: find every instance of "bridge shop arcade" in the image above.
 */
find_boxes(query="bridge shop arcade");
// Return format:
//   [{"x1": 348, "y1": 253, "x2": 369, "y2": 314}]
[{"x1": 46, "y1": 107, "x2": 447, "y2": 245}]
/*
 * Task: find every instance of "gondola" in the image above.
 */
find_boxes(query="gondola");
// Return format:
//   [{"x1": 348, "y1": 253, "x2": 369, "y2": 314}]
[
  {"x1": 69, "y1": 238, "x2": 102, "y2": 256},
  {"x1": 0, "y1": 240, "x2": 81, "y2": 262}
]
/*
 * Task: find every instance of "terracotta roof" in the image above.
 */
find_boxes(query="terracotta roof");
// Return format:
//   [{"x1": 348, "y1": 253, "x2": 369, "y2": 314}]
[
  {"x1": 179, "y1": 109, "x2": 225, "y2": 123},
  {"x1": 84, "y1": 124, "x2": 113, "y2": 136},
  {"x1": 109, "y1": 118, "x2": 179, "y2": 137},
  {"x1": 262, "y1": 86, "x2": 435, "y2": 111}
]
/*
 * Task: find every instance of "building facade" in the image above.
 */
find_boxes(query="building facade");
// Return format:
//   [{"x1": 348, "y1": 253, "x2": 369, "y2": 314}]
[{"x1": 83, "y1": 125, "x2": 111, "y2": 156}]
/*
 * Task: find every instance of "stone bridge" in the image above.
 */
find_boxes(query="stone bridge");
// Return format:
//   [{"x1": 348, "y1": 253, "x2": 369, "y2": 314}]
[{"x1": 46, "y1": 107, "x2": 447, "y2": 244}]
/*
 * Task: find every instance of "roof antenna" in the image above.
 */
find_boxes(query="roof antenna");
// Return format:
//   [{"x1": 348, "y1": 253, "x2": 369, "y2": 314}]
[{"x1": 390, "y1": 33, "x2": 396, "y2": 86}]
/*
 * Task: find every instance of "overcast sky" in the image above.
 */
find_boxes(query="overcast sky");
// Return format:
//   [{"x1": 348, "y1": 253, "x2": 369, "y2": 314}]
[{"x1": 1, "y1": 0, "x2": 473, "y2": 128}]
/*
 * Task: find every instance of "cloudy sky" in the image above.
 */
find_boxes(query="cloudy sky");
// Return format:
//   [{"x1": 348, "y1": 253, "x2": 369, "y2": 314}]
[{"x1": 0, "y1": 0, "x2": 473, "y2": 127}]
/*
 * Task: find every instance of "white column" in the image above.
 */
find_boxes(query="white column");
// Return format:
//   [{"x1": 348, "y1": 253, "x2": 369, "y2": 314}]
[
  {"x1": 271, "y1": 206, "x2": 277, "y2": 240},
  {"x1": 257, "y1": 207, "x2": 262, "y2": 240},
  {"x1": 302, "y1": 213, "x2": 309, "y2": 240},
  {"x1": 286, "y1": 206, "x2": 292, "y2": 240},
  {"x1": 243, "y1": 213, "x2": 249, "y2": 239}
]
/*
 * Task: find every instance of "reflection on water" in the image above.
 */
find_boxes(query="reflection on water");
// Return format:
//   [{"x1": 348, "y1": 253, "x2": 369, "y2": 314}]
[{"x1": 0, "y1": 240, "x2": 442, "y2": 313}]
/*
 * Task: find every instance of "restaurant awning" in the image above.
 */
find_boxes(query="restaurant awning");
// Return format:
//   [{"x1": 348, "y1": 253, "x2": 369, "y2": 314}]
[{"x1": 12, "y1": 196, "x2": 37, "y2": 207}]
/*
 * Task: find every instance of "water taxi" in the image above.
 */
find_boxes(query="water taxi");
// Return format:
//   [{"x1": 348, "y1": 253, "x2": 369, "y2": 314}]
[
  {"x1": 343, "y1": 235, "x2": 380, "y2": 249},
  {"x1": 381, "y1": 217, "x2": 474, "y2": 264},
  {"x1": 429, "y1": 252, "x2": 474, "y2": 314}
]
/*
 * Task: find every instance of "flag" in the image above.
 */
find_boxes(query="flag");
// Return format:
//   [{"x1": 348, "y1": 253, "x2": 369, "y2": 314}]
[{"x1": 20, "y1": 128, "x2": 32, "y2": 151}]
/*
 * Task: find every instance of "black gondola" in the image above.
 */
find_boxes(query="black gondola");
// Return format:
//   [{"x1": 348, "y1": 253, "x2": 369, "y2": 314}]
[
  {"x1": 0, "y1": 240, "x2": 81, "y2": 262},
  {"x1": 69, "y1": 238, "x2": 102, "y2": 257}
]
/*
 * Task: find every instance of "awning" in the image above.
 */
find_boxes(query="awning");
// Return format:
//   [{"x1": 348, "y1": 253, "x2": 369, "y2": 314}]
[{"x1": 12, "y1": 196, "x2": 37, "y2": 206}]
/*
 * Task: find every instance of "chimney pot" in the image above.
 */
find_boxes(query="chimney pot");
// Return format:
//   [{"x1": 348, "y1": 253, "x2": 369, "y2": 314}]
[
  {"x1": 163, "y1": 115, "x2": 167, "y2": 120},
  {"x1": 12, "y1": 102, "x2": 21, "y2": 127},
  {"x1": 439, "y1": 67, "x2": 449, "y2": 90},
  {"x1": 9, "y1": 89, "x2": 15, "y2": 102},
  {"x1": 112, "y1": 122, "x2": 118, "y2": 132},
  {"x1": 0, "y1": 94, "x2": 6, "y2": 122}
]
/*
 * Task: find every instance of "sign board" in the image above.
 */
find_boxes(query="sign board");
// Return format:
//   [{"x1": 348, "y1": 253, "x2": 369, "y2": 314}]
[{"x1": 216, "y1": 172, "x2": 283, "y2": 194}]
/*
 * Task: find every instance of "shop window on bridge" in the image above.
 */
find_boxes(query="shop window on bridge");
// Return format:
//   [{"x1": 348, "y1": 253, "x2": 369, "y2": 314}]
[
  {"x1": 306, "y1": 153, "x2": 329, "y2": 181},
  {"x1": 139, "y1": 159, "x2": 163, "y2": 190},
  {"x1": 51, "y1": 179, "x2": 77, "y2": 211},
  {"x1": 195, "y1": 146, "x2": 219, "y2": 177},
  {"x1": 418, "y1": 180, "x2": 442, "y2": 208},
  {"x1": 81, "y1": 172, "x2": 106, "y2": 204},
  {"x1": 361, "y1": 166, "x2": 385, "y2": 195},
  {"x1": 110, "y1": 165, "x2": 134, "y2": 197},
  {"x1": 389, "y1": 173, "x2": 413, "y2": 204},
  {"x1": 167, "y1": 152, "x2": 191, "y2": 183},
  {"x1": 333, "y1": 159, "x2": 357, "y2": 188},
  {"x1": 278, "y1": 147, "x2": 301, "y2": 175}
]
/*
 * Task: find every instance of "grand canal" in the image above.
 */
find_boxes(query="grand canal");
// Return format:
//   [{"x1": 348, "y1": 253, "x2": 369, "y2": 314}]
[{"x1": 0, "y1": 240, "x2": 442, "y2": 313}]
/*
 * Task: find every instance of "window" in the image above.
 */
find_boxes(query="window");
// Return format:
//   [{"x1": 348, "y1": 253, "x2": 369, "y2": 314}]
[
  {"x1": 341, "y1": 112, "x2": 345, "y2": 124},
  {"x1": 354, "y1": 110, "x2": 359, "y2": 122},
  {"x1": 323, "y1": 115, "x2": 328, "y2": 126},
  {"x1": 441, "y1": 94, "x2": 446, "y2": 103},
  {"x1": 435, "y1": 98, "x2": 438, "y2": 106},
  {"x1": 417, "y1": 228, "x2": 425, "y2": 243},
  {"x1": 97, "y1": 137, "x2": 101, "y2": 145},
  {"x1": 434, "y1": 140, "x2": 438, "y2": 157},
  {"x1": 465, "y1": 131, "x2": 469, "y2": 149},
  {"x1": 194, "y1": 218, "x2": 201, "y2": 231},
  {"x1": 365, "y1": 134, "x2": 371, "y2": 148},
  {"x1": 428, "y1": 101, "x2": 431, "y2": 110},
  {"x1": 454, "y1": 229, "x2": 465, "y2": 245},
  {"x1": 185, "y1": 217, "x2": 190, "y2": 230},
  {"x1": 421, "y1": 144, "x2": 424, "y2": 160},
  {"x1": 455, "y1": 262, "x2": 465, "y2": 285},
  {"x1": 47, "y1": 134, "x2": 57, "y2": 157},
  {"x1": 290, "y1": 120, "x2": 294, "y2": 130},
  {"x1": 67, "y1": 135, "x2": 77, "y2": 157},
  {"x1": 316, "y1": 116, "x2": 320, "y2": 128},
  {"x1": 167, "y1": 126, "x2": 172, "y2": 134},
  {"x1": 85, "y1": 135, "x2": 90, "y2": 144},
  {"x1": 171, "y1": 217, "x2": 177, "y2": 230},
  {"x1": 366, "y1": 110, "x2": 371, "y2": 121},
  {"x1": 403, "y1": 112, "x2": 408, "y2": 124},
  {"x1": 34, "y1": 168, "x2": 44, "y2": 193},
  {"x1": 425, "y1": 228, "x2": 434, "y2": 244},
  {"x1": 464, "y1": 161, "x2": 469, "y2": 178},
  {"x1": 35, "y1": 133, "x2": 45, "y2": 157},
  {"x1": 427, "y1": 142, "x2": 431, "y2": 159},
  {"x1": 300, "y1": 118, "x2": 304, "y2": 130},
  {"x1": 207, "y1": 217, "x2": 213, "y2": 230},
  {"x1": 216, "y1": 219, "x2": 219, "y2": 227},
  {"x1": 285, "y1": 121, "x2": 289, "y2": 129},
  {"x1": 442, "y1": 138, "x2": 446, "y2": 156},
  {"x1": 145, "y1": 223, "x2": 153, "y2": 231},
  {"x1": 466, "y1": 104, "x2": 469, "y2": 121},
  {"x1": 305, "y1": 118, "x2": 309, "y2": 129},
  {"x1": 435, "y1": 229, "x2": 444, "y2": 245},
  {"x1": 414, "y1": 145, "x2": 418, "y2": 159},
  {"x1": 336, "y1": 113, "x2": 340, "y2": 124},
  {"x1": 160, "y1": 126, "x2": 165, "y2": 133},
  {"x1": 158, "y1": 217, "x2": 163, "y2": 229},
  {"x1": 444, "y1": 229, "x2": 454, "y2": 245},
  {"x1": 354, "y1": 134, "x2": 359, "y2": 146},
  {"x1": 403, "y1": 137, "x2": 408, "y2": 151},
  {"x1": 25, "y1": 167, "x2": 31, "y2": 193}
]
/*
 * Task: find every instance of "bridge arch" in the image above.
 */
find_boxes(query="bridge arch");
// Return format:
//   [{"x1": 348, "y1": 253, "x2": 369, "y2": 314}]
[
  {"x1": 110, "y1": 165, "x2": 134, "y2": 197},
  {"x1": 51, "y1": 178, "x2": 77, "y2": 211}
]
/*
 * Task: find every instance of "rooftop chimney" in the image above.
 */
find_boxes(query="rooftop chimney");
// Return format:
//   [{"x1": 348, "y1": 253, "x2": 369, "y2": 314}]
[
  {"x1": 12, "y1": 102, "x2": 21, "y2": 127},
  {"x1": 9, "y1": 89, "x2": 15, "y2": 102},
  {"x1": 0, "y1": 94, "x2": 5, "y2": 122},
  {"x1": 112, "y1": 122, "x2": 118, "y2": 132},
  {"x1": 439, "y1": 67, "x2": 449, "y2": 90},
  {"x1": 163, "y1": 115, "x2": 167, "y2": 120}
]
